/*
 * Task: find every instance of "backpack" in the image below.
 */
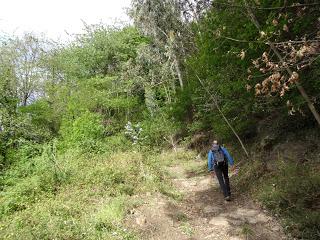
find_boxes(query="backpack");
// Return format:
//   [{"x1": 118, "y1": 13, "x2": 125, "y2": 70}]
[{"x1": 214, "y1": 149, "x2": 226, "y2": 166}]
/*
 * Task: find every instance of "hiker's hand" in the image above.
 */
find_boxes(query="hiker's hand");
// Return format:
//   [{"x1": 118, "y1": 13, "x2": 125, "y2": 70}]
[
  {"x1": 210, "y1": 171, "x2": 215, "y2": 178},
  {"x1": 230, "y1": 165, "x2": 238, "y2": 175}
]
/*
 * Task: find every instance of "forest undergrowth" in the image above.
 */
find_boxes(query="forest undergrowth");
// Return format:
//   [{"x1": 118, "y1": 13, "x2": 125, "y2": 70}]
[{"x1": 1, "y1": 1, "x2": 319, "y2": 239}]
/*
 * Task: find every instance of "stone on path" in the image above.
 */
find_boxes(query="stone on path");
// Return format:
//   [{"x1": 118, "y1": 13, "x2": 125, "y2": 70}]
[
  {"x1": 209, "y1": 216, "x2": 230, "y2": 227},
  {"x1": 136, "y1": 215, "x2": 147, "y2": 226},
  {"x1": 203, "y1": 205, "x2": 220, "y2": 214}
]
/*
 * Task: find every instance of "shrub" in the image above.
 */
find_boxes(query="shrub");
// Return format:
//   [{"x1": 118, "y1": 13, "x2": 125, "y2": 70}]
[
  {"x1": 59, "y1": 111, "x2": 104, "y2": 152},
  {"x1": 0, "y1": 141, "x2": 72, "y2": 216},
  {"x1": 139, "y1": 114, "x2": 180, "y2": 147},
  {"x1": 124, "y1": 121, "x2": 145, "y2": 145},
  {"x1": 103, "y1": 133, "x2": 132, "y2": 153},
  {"x1": 4, "y1": 139, "x2": 42, "y2": 166}
]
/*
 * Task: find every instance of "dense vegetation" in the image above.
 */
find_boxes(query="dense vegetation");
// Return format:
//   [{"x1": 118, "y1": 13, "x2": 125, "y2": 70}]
[{"x1": 0, "y1": 0, "x2": 319, "y2": 239}]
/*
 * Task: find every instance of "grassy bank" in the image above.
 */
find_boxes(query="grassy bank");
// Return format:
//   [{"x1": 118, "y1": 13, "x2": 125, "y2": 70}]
[
  {"x1": 0, "y1": 144, "x2": 197, "y2": 239},
  {"x1": 235, "y1": 154, "x2": 320, "y2": 240}
]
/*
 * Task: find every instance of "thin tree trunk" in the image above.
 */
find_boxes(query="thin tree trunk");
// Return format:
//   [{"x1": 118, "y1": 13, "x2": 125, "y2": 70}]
[
  {"x1": 269, "y1": 44, "x2": 320, "y2": 125},
  {"x1": 196, "y1": 75, "x2": 250, "y2": 158},
  {"x1": 156, "y1": 26, "x2": 184, "y2": 90},
  {"x1": 243, "y1": 0, "x2": 320, "y2": 126},
  {"x1": 164, "y1": 85, "x2": 171, "y2": 103},
  {"x1": 173, "y1": 53, "x2": 184, "y2": 89}
]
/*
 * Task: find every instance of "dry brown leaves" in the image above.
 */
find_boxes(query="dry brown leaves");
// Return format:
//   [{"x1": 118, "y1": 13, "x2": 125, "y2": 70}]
[{"x1": 250, "y1": 40, "x2": 320, "y2": 97}]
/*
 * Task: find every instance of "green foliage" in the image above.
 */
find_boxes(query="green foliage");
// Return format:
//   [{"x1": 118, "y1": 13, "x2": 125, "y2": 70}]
[
  {"x1": 1, "y1": 2, "x2": 319, "y2": 239},
  {"x1": 0, "y1": 194, "x2": 138, "y2": 240},
  {"x1": 236, "y1": 157, "x2": 320, "y2": 240},
  {"x1": 103, "y1": 134, "x2": 132, "y2": 153},
  {"x1": 241, "y1": 223, "x2": 255, "y2": 239},
  {"x1": 0, "y1": 175, "x2": 45, "y2": 215},
  {"x1": 4, "y1": 139, "x2": 42, "y2": 166},
  {"x1": 140, "y1": 113, "x2": 180, "y2": 147},
  {"x1": 179, "y1": 222, "x2": 194, "y2": 237},
  {"x1": 169, "y1": 86, "x2": 194, "y2": 124},
  {"x1": 0, "y1": 141, "x2": 71, "y2": 216},
  {"x1": 0, "y1": 145, "x2": 186, "y2": 239},
  {"x1": 257, "y1": 162, "x2": 320, "y2": 239},
  {"x1": 182, "y1": 4, "x2": 261, "y2": 140},
  {"x1": 59, "y1": 112, "x2": 104, "y2": 152},
  {"x1": 234, "y1": 158, "x2": 266, "y2": 192},
  {"x1": 19, "y1": 100, "x2": 58, "y2": 137}
]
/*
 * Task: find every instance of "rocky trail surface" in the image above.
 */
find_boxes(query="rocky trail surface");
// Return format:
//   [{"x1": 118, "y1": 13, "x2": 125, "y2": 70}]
[{"x1": 125, "y1": 159, "x2": 286, "y2": 240}]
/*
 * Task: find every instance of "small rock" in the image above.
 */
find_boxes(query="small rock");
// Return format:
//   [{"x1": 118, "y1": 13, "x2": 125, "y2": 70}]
[
  {"x1": 203, "y1": 206, "x2": 220, "y2": 214},
  {"x1": 228, "y1": 219, "x2": 243, "y2": 226},
  {"x1": 190, "y1": 181, "x2": 197, "y2": 186},
  {"x1": 235, "y1": 208, "x2": 259, "y2": 218},
  {"x1": 271, "y1": 225, "x2": 280, "y2": 232},
  {"x1": 209, "y1": 216, "x2": 230, "y2": 227},
  {"x1": 248, "y1": 218, "x2": 258, "y2": 224},
  {"x1": 229, "y1": 236, "x2": 242, "y2": 240},
  {"x1": 136, "y1": 216, "x2": 147, "y2": 226},
  {"x1": 256, "y1": 213, "x2": 269, "y2": 223}
]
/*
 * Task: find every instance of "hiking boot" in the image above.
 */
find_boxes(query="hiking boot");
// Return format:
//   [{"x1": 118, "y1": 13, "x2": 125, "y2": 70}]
[{"x1": 225, "y1": 196, "x2": 231, "y2": 201}]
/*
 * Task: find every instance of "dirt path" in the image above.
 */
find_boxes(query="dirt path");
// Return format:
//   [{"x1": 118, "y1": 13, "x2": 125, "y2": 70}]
[{"x1": 126, "y1": 160, "x2": 286, "y2": 240}]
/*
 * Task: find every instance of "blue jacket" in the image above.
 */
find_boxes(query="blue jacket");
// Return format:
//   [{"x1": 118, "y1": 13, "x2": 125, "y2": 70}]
[{"x1": 208, "y1": 147, "x2": 234, "y2": 171}]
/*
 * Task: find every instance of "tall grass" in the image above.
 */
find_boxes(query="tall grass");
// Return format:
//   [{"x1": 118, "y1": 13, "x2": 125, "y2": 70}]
[{"x1": 0, "y1": 138, "x2": 197, "y2": 239}]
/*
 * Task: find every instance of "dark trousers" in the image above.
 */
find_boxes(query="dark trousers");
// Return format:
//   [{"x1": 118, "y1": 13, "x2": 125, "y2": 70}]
[{"x1": 214, "y1": 163, "x2": 231, "y2": 197}]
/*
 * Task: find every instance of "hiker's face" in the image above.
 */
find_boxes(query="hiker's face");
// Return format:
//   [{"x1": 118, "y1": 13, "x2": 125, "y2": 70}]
[{"x1": 212, "y1": 144, "x2": 219, "y2": 151}]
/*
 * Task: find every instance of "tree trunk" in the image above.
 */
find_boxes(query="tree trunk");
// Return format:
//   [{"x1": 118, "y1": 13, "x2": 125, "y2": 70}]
[{"x1": 173, "y1": 53, "x2": 184, "y2": 89}]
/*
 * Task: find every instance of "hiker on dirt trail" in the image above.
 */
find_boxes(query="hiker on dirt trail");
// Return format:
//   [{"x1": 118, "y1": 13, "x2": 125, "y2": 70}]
[{"x1": 208, "y1": 140, "x2": 235, "y2": 201}]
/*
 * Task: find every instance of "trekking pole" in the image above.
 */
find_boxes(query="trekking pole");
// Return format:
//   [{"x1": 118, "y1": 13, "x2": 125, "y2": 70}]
[{"x1": 196, "y1": 74, "x2": 250, "y2": 158}]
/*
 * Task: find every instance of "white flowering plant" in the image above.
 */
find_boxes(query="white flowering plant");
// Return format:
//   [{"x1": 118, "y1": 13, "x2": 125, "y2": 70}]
[{"x1": 124, "y1": 121, "x2": 146, "y2": 145}]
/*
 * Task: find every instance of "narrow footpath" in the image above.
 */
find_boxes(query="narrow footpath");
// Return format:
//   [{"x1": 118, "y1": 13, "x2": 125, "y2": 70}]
[{"x1": 126, "y1": 158, "x2": 286, "y2": 240}]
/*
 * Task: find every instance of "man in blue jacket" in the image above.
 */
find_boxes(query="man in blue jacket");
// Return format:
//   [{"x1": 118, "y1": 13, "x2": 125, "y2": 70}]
[{"x1": 208, "y1": 140, "x2": 234, "y2": 201}]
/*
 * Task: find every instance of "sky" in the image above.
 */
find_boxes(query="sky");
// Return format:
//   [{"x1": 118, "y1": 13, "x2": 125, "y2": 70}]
[{"x1": 0, "y1": 0, "x2": 132, "y2": 41}]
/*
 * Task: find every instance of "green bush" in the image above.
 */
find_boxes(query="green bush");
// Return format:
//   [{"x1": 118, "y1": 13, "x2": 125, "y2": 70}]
[
  {"x1": 140, "y1": 114, "x2": 180, "y2": 147},
  {"x1": 0, "y1": 175, "x2": 46, "y2": 216},
  {"x1": 0, "y1": 141, "x2": 72, "y2": 216},
  {"x1": 234, "y1": 158, "x2": 267, "y2": 192},
  {"x1": 59, "y1": 111, "x2": 104, "y2": 152},
  {"x1": 104, "y1": 133, "x2": 132, "y2": 153},
  {"x1": 19, "y1": 100, "x2": 59, "y2": 136},
  {"x1": 4, "y1": 139, "x2": 42, "y2": 167}
]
